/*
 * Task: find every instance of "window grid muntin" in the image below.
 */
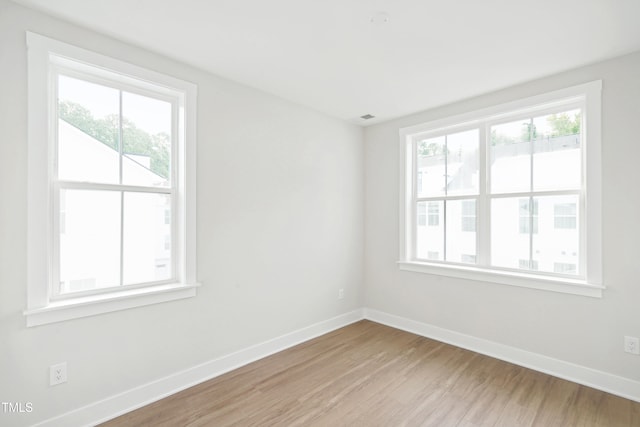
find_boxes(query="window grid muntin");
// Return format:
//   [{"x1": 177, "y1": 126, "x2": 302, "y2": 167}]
[
  {"x1": 409, "y1": 100, "x2": 586, "y2": 279},
  {"x1": 51, "y1": 65, "x2": 181, "y2": 299}
]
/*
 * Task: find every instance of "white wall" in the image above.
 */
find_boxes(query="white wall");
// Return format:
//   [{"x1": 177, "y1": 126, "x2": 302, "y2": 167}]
[
  {"x1": 0, "y1": 1, "x2": 363, "y2": 425},
  {"x1": 3, "y1": 0, "x2": 640, "y2": 424},
  {"x1": 365, "y1": 51, "x2": 640, "y2": 382}
]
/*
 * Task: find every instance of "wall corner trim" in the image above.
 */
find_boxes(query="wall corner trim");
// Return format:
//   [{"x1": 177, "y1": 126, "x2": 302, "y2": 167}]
[{"x1": 363, "y1": 307, "x2": 640, "y2": 403}]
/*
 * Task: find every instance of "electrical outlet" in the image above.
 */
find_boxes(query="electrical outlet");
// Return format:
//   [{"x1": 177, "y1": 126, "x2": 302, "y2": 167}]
[
  {"x1": 50, "y1": 362, "x2": 67, "y2": 386},
  {"x1": 338, "y1": 288, "x2": 344, "y2": 300},
  {"x1": 624, "y1": 336, "x2": 640, "y2": 355}
]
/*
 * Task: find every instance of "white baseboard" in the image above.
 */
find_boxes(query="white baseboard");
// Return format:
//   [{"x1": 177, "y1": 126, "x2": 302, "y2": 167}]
[
  {"x1": 34, "y1": 309, "x2": 365, "y2": 427},
  {"x1": 34, "y1": 306, "x2": 640, "y2": 426},
  {"x1": 363, "y1": 307, "x2": 640, "y2": 403}
]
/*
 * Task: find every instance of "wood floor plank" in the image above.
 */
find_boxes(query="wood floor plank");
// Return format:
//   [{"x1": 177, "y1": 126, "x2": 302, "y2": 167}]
[{"x1": 101, "y1": 320, "x2": 640, "y2": 427}]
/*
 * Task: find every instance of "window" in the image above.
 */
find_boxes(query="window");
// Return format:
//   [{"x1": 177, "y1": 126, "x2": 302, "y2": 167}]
[
  {"x1": 554, "y1": 203, "x2": 577, "y2": 229},
  {"x1": 414, "y1": 129, "x2": 479, "y2": 264},
  {"x1": 554, "y1": 262, "x2": 577, "y2": 274},
  {"x1": 399, "y1": 81, "x2": 603, "y2": 297},
  {"x1": 461, "y1": 254, "x2": 477, "y2": 264},
  {"x1": 417, "y1": 202, "x2": 442, "y2": 227},
  {"x1": 461, "y1": 200, "x2": 476, "y2": 232},
  {"x1": 427, "y1": 251, "x2": 441, "y2": 261},
  {"x1": 417, "y1": 203, "x2": 426, "y2": 226},
  {"x1": 428, "y1": 202, "x2": 440, "y2": 226},
  {"x1": 26, "y1": 33, "x2": 199, "y2": 326},
  {"x1": 519, "y1": 259, "x2": 539, "y2": 271},
  {"x1": 518, "y1": 198, "x2": 538, "y2": 234}
]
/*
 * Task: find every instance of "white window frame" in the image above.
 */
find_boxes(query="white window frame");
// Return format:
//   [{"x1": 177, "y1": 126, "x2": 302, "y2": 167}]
[
  {"x1": 25, "y1": 32, "x2": 199, "y2": 326},
  {"x1": 398, "y1": 81, "x2": 603, "y2": 298}
]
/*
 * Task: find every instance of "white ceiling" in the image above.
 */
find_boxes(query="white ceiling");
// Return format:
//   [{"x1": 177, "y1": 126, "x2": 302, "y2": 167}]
[{"x1": 13, "y1": 0, "x2": 640, "y2": 125}]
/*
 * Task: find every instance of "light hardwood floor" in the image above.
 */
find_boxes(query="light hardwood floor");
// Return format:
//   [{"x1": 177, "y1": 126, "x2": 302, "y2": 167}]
[{"x1": 102, "y1": 320, "x2": 640, "y2": 426}]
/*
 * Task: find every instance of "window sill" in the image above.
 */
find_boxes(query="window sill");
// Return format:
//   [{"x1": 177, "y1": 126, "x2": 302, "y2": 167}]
[
  {"x1": 397, "y1": 261, "x2": 604, "y2": 298},
  {"x1": 24, "y1": 282, "x2": 200, "y2": 327}
]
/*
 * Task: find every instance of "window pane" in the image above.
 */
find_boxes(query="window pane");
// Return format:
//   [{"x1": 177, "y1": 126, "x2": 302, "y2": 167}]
[
  {"x1": 122, "y1": 92, "x2": 172, "y2": 187},
  {"x1": 446, "y1": 199, "x2": 476, "y2": 263},
  {"x1": 417, "y1": 136, "x2": 446, "y2": 197},
  {"x1": 59, "y1": 189, "x2": 121, "y2": 293},
  {"x1": 446, "y1": 129, "x2": 479, "y2": 196},
  {"x1": 490, "y1": 119, "x2": 532, "y2": 193},
  {"x1": 532, "y1": 195, "x2": 579, "y2": 275},
  {"x1": 491, "y1": 198, "x2": 530, "y2": 269},
  {"x1": 416, "y1": 201, "x2": 443, "y2": 261},
  {"x1": 58, "y1": 75, "x2": 120, "y2": 184},
  {"x1": 533, "y1": 109, "x2": 581, "y2": 191},
  {"x1": 123, "y1": 192, "x2": 172, "y2": 285}
]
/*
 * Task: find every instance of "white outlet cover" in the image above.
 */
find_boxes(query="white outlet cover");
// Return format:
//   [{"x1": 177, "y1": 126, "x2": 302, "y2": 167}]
[
  {"x1": 624, "y1": 336, "x2": 640, "y2": 355},
  {"x1": 50, "y1": 362, "x2": 67, "y2": 385}
]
